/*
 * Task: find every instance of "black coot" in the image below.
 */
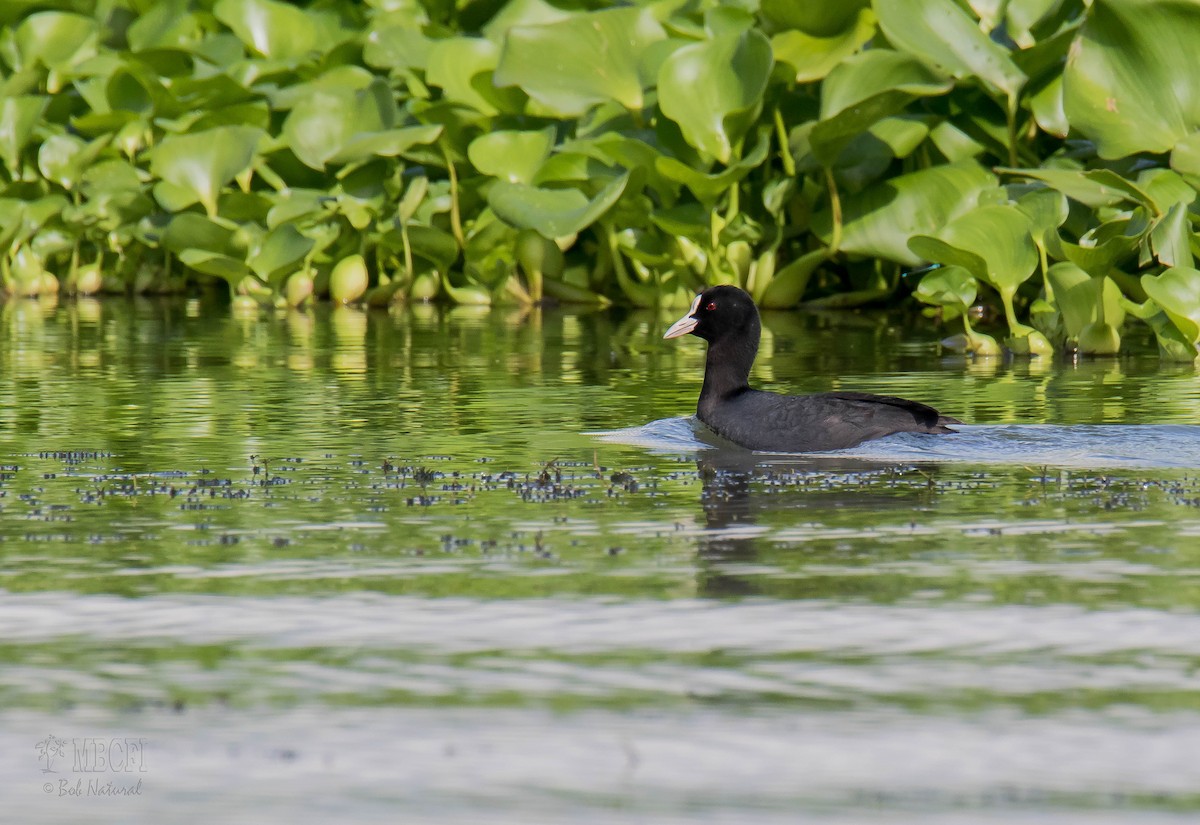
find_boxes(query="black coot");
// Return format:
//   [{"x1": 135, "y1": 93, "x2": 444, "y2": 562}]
[{"x1": 663, "y1": 285, "x2": 960, "y2": 452}]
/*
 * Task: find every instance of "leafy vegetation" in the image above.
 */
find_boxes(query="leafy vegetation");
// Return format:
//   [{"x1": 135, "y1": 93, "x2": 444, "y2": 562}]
[{"x1": 1, "y1": 0, "x2": 1198, "y2": 359}]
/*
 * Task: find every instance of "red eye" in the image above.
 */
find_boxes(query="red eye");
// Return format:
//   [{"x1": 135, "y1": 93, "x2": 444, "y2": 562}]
[{"x1": 706, "y1": 302, "x2": 717, "y2": 311}]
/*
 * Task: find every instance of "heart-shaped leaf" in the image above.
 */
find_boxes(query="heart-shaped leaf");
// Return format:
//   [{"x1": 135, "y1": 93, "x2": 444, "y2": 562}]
[
  {"x1": 149, "y1": 126, "x2": 264, "y2": 216},
  {"x1": 468, "y1": 127, "x2": 556, "y2": 184},
  {"x1": 494, "y1": 7, "x2": 665, "y2": 116},
  {"x1": 1171, "y1": 131, "x2": 1200, "y2": 188},
  {"x1": 915, "y1": 264, "x2": 978, "y2": 312},
  {"x1": 657, "y1": 29, "x2": 773, "y2": 163},
  {"x1": 12, "y1": 11, "x2": 98, "y2": 73},
  {"x1": 488, "y1": 172, "x2": 629, "y2": 237},
  {"x1": 814, "y1": 162, "x2": 995, "y2": 264},
  {"x1": 1063, "y1": 0, "x2": 1200, "y2": 158},
  {"x1": 282, "y1": 79, "x2": 405, "y2": 170},
  {"x1": 909, "y1": 203, "x2": 1038, "y2": 296},
  {"x1": 214, "y1": 0, "x2": 316, "y2": 61}
]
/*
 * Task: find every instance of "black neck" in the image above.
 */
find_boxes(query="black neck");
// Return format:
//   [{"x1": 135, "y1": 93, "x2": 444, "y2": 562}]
[{"x1": 699, "y1": 317, "x2": 759, "y2": 403}]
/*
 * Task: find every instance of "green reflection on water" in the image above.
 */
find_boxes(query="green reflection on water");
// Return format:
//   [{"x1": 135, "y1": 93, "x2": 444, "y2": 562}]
[{"x1": 2, "y1": 296, "x2": 1199, "y2": 596}]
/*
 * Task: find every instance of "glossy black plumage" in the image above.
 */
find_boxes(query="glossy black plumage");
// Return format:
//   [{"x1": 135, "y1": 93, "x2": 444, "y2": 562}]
[{"x1": 663, "y1": 285, "x2": 960, "y2": 453}]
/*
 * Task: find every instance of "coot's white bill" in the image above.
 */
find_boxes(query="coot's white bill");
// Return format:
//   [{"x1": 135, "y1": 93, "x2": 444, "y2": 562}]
[{"x1": 663, "y1": 294, "x2": 703, "y2": 339}]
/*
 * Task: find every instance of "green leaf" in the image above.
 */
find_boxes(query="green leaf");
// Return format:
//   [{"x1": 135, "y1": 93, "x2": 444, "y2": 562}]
[
  {"x1": 1120, "y1": 296, "x2": 1198, "y2": 361},
  {"x1": 1015, "y1": 187, "x2": 1068, "y2": 230},
  {"x1": 214, "y1": 0, "x2": 316, "y2": 61},
  {"x1": 1046, "y1": 262, "x2": 1126, "y2": 353},
  {"x1": 1063, "y1": 0, "x2": 1200, "y2": 158},
  {"x1": 0, "y1": 95, "x2": 48, "y2": 175},
  {"x1": 1151, "y1": 202, "x2": 1194, "y2": 269},
  {"x1": 0, "y1": 199, "x2": 28, "y2": 252},
  {"x1": 282, "y1": 79, "x2": 408, "y2": 170},
  {"x1": 771, "y1": 8, "x2": 876, "y2": 83},
  {"x1": 488, "y1": 172, "x2": 630, "y2": 238},
  {"x1": 330, "y1": 125, "x2": 443, "y2": 165},
  {"x1": 12, "y1": 11, "x2": 98, "y2": 73},
  {"x1": 161, "y1": 213, "x2": 238, "y2": 256},
  {"x1": 875, "y1": 0, "x2": 1026, "y2": 99},
  {"x1": 407, "y1": 226, "x2": 461, "y2": 270},
  {"x1": 468, "y1": 128, "x2": 556, "y2": 184},
  {"x1": 397, "y1": 177, "x2": 428, "y2": 223},
  {"x1": 1007, "y1": 0, "x2": 1070, "y2": 46},
  {"x1": 149, "y1": 126, "x2": 264, "y2": 217},
  {"x1": 819, "y1": 51, "x2": 952, "y2": 121},
  {"x1": 268, "y1": 66, "x2": 376, "y2": 110},
  {"x1": 552, "y1": 133, "x2": 677, "y2": 203},
  {"x1": 127, "y1": 0, "x2": 196, "y2": 51},
  {"x1": 250, "y1": 224, "x2": 314, "y2": 284},
  {"x1": 815, "y1": 162, "x2": 996, "y2": 265},
  {"x1": 909, "y1": 203, "x2": 1038, "y2": 296},
  {"x1": 494, "y1": 7, "x2": 665, "y2": 116},
  {"x1": 1141, "y1": 266, "x2": 1200, "y2": 345},
  {"x1": 910, "y1": 201, "x2": 1050, "y2": 353},
  {"x1": 1171, "y1": 131, "x2": 1200, "y2": 188},
  {"x1": 1028, "y1": 75, "x2": 1068, "y2": 138},
  {"x1": 655, "y1": 131, "x2": 770, "y2": 203},
  {"x1": 657, "y1": 29, "x2": 773, "y2": 163},
  {"x1": 997, "y1": 166, "x2": 1156, "y2": 210},
  {"x1": 1058, "y1": 216, "x2": 1143, "y2": 276},
  {"x1": 1137, "y1": 168, "x2": 1197, "y2": 213},
  {"x1": 426, "y1": 37, "x2": 517, "y2": 117},
  {"x1": 1015, "y1": 186, "x2": 1069, "y2": 256},
  {"x1": 759, "y1": 249, "x2": 828, "y2": 308},
  {"x1": 364, "y1": 24, "x2": 432, "y2": 71},
  {"x1": 37, "y1": 133, "x2": 112, "y2": 191},
  {"x1": 406, "y1": 226, "x2": 461, "y2": 270},
  {"x1": 915, "y1": 264, "x2": 977, "y2": 311},
  {"x1": 179, "y1": 249, "x2": 253, "y2": 285},
  {"x1": 761, "y1": 0, "x2": 871, "y2": 36},
  {"x1": 481, "y1": 0, "x2": 573, "y2": 42},
  {"x1": 811, "y1": 50, "x2": 952, "y2": 165}
]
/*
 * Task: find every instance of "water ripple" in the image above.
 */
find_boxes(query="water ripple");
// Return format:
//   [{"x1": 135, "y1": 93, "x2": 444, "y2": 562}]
[
  {"x1": 3, "y1": 593, "x2": 1199, "y2": 658},
  {"x1": 597, "y1": 420, "x2": 1200, "y2": 469}
]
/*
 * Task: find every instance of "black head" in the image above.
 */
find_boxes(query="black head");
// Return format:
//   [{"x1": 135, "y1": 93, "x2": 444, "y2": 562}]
[{"x1": 663, "y1": 285, "x2": 760, "y2": 343}]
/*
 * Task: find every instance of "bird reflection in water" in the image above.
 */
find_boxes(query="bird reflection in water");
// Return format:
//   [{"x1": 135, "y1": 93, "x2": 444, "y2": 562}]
[{"x1": 694, "y1": 446, "x2": 940, "y2": 599}]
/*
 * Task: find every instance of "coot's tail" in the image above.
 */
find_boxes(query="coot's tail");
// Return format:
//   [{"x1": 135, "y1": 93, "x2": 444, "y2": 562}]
[{"x1": 933, "y1": 414, "x2": 962, "y2": 433}]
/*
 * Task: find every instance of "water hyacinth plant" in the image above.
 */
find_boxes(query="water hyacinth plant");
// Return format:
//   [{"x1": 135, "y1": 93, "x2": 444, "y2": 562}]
[{"x1": 0, "y1": 0, "x2": 1197, "y2": 359}]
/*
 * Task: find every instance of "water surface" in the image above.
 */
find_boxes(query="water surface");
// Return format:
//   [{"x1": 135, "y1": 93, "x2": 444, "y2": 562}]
[{"x1": 1, "y1": 296, "x2": 1199, "y2": 823}]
